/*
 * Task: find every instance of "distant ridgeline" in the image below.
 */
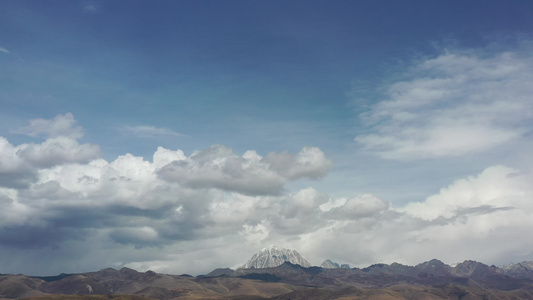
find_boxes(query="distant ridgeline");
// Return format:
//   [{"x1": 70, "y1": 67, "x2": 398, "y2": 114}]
[{"x1": 2, "y1": 247, "x2": 533, "y2": 299}]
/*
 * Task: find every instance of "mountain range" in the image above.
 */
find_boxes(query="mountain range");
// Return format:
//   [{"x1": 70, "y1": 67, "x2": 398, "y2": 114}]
[{"x1": 2, "y1": 247, "x2": 533, "y2": 299}]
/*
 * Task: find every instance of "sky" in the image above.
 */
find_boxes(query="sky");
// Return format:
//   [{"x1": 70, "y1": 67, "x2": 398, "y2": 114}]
[{"x1": 1, "y1": 0, "x2": 533, "y2": 276}]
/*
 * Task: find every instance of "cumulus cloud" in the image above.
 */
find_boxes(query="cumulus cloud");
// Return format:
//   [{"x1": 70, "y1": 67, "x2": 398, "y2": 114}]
[
  {"x1": 1, "y1": 106, "x2": 533, "y2": 276},
  {"x1": 0, "y1": 114, "x2": 100, "y2": 189},
  {"x1": 204, "y1": 187, "x2": 330, "y2": 240},
  {"x1": 296, "y1": 166, "x2": 533, "y2": 268},
  {"x1": 401, "y1": 165, "x2": 532, "y2": 221},
  {"x1": 0, "y1": 114, "x2": 336, "y2": 275},
  {"x1": 282, "y1": 187, "x2": 329, "y2": 218},
  {"x1": 354, "y1": 50, "x2": 533, "y2": 160},
  {"x1": 0, "y1": 137, "x2": 36, "y2": 188},
  {"x1": 2, "y1": 133, "x2": 533, "y2": 274},
  {"x1": 388, "y1": 166, "x2": 533, "y2": 266},
  {"x1": 17, "y1": 137, "x2": 100, "y2": 168},
  {"x1": 263, "y1": 146, "x2": 332, "y2": 180},
  {"x1": 240, "y1": 222, "x2": 270, "y2": 245},
  {"x1": 158, "y1": 145, "x2": 331, "y2": 195},
  {"x1": 16, "y1": 113, "x2": 84, "y2": 139}
]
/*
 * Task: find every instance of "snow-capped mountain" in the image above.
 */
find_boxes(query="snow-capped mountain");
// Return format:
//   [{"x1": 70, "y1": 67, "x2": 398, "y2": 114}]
[
  {"x1": 502, "y1": 261, "x2": 533, "y2": 271},
  {"x1": 500, "y1": 261, "x2": 533, "y2": 279},
  {"x1": 321, "y1": 259, "x2": 340, "y2": 269},
  {"x1": 242, "y1": 246, "x2": 311, "y2": 268},
  {"x1": 320, "y1": 259, "x2": 351, "y2": 269}
]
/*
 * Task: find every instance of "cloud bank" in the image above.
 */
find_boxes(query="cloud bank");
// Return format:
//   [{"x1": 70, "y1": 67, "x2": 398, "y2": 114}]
[
  {"x1": 0, "y1": 114, "x2": 336, "y2": 274},
  {"x1": 2, "y1": 44, "x2": 533, "y2": 276}
]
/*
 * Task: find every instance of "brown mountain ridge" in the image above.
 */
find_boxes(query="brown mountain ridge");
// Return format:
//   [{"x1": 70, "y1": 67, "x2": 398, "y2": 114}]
[{"x1": 2, "y1": 259, "x2": 533, "y2": 299}]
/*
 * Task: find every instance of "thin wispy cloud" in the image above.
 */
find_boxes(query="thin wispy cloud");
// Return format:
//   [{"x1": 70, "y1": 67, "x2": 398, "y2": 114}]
[
  {"x1": 82, "y1": 1, "x2": 98, "y2": 13},
  {"x1": 0, "y1": 47, "x2": 10, "y2": 54},
  {"x1": 119, "y1": 125, "x2": 185, "y2": 138},
  {"x1": 355, "y1": 49, "x2": 533, "y2": 160}
]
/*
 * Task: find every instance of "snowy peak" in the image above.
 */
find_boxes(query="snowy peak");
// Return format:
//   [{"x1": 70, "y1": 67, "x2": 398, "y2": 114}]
[
  {"x1": 451, "y1": 260, "x2": 491, "y2": 278},
  {"x1": 242, "y1": 246, "x2": 311, "y2": 268},
  {"x1": 320, "y1": 259, "x2": 351, "y2": 269},
  {"x1": 500, "y1": 261, "x2": 533, "y2": 279},
  {"x1": 321, "y1": 259, "x2": 340, "y2": 269},
  {"x1": 502, "y1": 261, "x2": 533, "y2": 271}
]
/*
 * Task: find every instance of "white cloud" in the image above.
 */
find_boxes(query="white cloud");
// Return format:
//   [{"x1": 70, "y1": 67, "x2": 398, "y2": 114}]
[
  {"x1": 2, "y1": 135, "x2": 533, "y2": 274},
  {"x1": 263, "y1": 146, "x2": 332, "y2": 180},
  {"x1": 401, "y1": 165, "x2": 532, "y2": 221},
  {"x1": 0, "y1": 137, "x2": 29, "y2": 173},
  {"x1": 0, "y1": 114, "x2": 100, "y2": 188},
  {"x1": 355, "y1": 50, "x2": 533, "y2": 160},
  {"x1": 0, "y1": 114, "x2": 337, "y2": 273},
  {"x1": 0, "y1": 137, "x2": 37, "y2": 188},
  {"x1": 276, "y1": 159, "x2": 533, "y2": 268},
  {"x1": 16, "y1": 113, "x2": 84, "y2": 139},
  {"x1": 119, "y1": 125, "x2": 184, "y2": 138},
  {"x1": 153, "y1": 146, "x2": 186, "y2": 169},
  {"x1": 158, "y1": 145, "x2": 331, "y2": 196},
  {"x1": 0, "y1": 187, "x2": 34, "y2": 227},
  {"x1": 282, "y1": 187, "x2": 329, "y2": 218},
  {"x1": 0, "y1": 47, "x2": 10, "y2": 54},
  {"x1": 325, "y1": 194, "x2": 389, "y2": 219},
  {"x1": 2, "y1": 111, "x2": 533, "y2": 276},
  {"x1": 0, "y1": 117, "x2": 334, "y2": 255},
  {"x1": 17, "y1": 137, "x2": 100, "y2": 168},
  {"x1": 240, "y1": 221, "x2": 270, "y2": 245}
]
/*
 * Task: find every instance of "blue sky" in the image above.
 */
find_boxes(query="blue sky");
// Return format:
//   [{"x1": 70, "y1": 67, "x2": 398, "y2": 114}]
[{"x1": 1, "y1": 1, "x2": 533, "y2": 275}]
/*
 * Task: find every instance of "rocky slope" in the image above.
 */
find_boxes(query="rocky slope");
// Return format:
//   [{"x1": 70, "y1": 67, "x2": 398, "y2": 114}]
[
  {"x1": 241, "y1": 246, "x2": 311, "y2": 268},
  {"x1": 501, "y1": 261, "x2": 533, "y2": 279},
  {"x1": 320, "y1": 259, "x2": 350, "y2": 269},
  {"x1": 3, "y1": 253, "x2": 533, "y2": 299},
  {"x1": 320, "y1": 259, "x2": 340, "y2": 269}
]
